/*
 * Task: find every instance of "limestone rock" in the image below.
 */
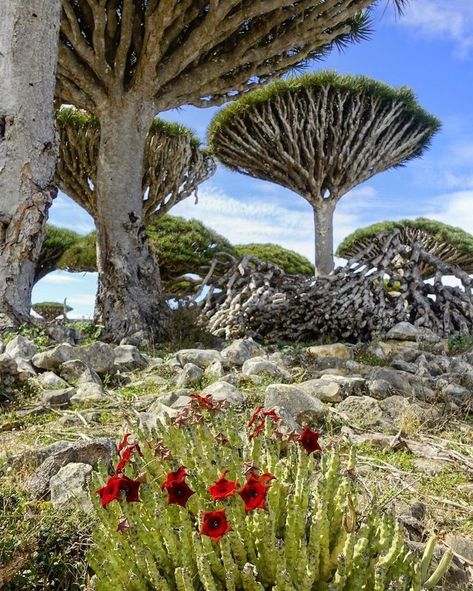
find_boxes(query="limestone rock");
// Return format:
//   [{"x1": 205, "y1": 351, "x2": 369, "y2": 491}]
[
  {"x1": 32, "y1": 343, "x2": 74, "y2": 371},
  {"x1": 242, "y1": 357, "x2": 291, "y2": 380},
  {"x1": 202, "y1": 381, "x2": 246, "y2": 405},
  {"x1": 27, "y1": 438, "x2": 115, "y2": 499},
  {"x1": 176, "y1": 348, "x2": 222, "y2": 369},
  {"x1": 221, "y1": 338, "x2": 264, "y2": 366},
  {"x1": 264, "y1": 383, "x2": 327, "y2": 423},
  {"x1": 74, "y1": 342, "x2": 116, "y2": 374},
  {"x1": 41, "y1": 387, "x2": 76, "y2": 407},
  {"x1": 306, "y1": 343, "x2": 352, "y2": 360},
  {"x1": 386, "y1": 322, "x2": 421, "y2": 341},
  {"x1": 336, "y1": 396, "x2": 384, "y2": 429},
  {"x1": 176, "y1": 363, "x2": 203, "y2": 388},
  {"x1": 5, "y1": 335, "x2": 37, "y2": 360},
  {"x1": 70, "y1": 383, "x2": 107, "y2": 405},
  {"x1": 36, "y1": 371, "x2": 69, "y2": 390},
  {"x1": 50, "y1": 463, "x2": 93, "y2": 512},
  {"x1": 60, "y1": 359, "x2": 102, "y2": 386},
  {"x1": 204, "y1": 359, "x2": 226, "y2": 380},
  {"x1": 114, "y1": 345, "x2": 148, "y2": 372}
]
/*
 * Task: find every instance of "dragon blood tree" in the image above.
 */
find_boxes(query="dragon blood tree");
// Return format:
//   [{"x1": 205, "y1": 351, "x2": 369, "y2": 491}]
[
  {"x1": 337, "y1": 217, "x2": 473, "y2": 279},
  {"x1": 0, "y1": 0, "x2": 61, "y2": 331},
  {"x1": 35, "y1": 225, "x2": 82, "y2": 285},
  {"x1": 208, "y1": 72, "x2": 440, "y2": 276},
  {"x1": 56, "y1": 0, "x2": 406, "y2": 342},
  {"x1": 55, "y1": 108, "x2": 215, "y2": 331}
]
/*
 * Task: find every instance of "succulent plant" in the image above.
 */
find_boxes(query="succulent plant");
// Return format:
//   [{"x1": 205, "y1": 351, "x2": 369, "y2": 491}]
[{"x1": 88, "y1": 404, "x2": 452, "y2": 590}]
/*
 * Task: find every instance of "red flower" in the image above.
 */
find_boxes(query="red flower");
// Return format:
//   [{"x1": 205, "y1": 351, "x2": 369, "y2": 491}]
[
  {"x1": 200, "y1": 509, "x2": 232, "y2": 542},
  {"x1": 117, "y1": 433, "x2": 131, "y2": 454},
  {"x1": 297, "y1": 426, "x2": 322, "y2": 454},
  {"x1": 153, "y1": 438, "x2": 172, "y2": 460},
  {"x1": 248, "y1": 405, "x2": 264, "y2": 427},
  {"x1": 190, "y1": 392, "x2": 214, "y2": 409},
  {"x1": 208, "y1": 470, "x2": 239, "y2": 501},
  {"x1": 165, "y1": 480, "x2": 195, "y2": 507},
  {"x1": 249, "y1": 419, "x2": 265, "y2": 439},
  {"x1": 161, "y1": 466, "x2": 187, "y2": 490},
  {"x1": 115, "y1": 442, "x2": 143, "y2": 474},
  {"x1": 238, "y1": 473, "x2": 273, "y2": 511},
  {"x1": 161, "y1": 466, "x2": 194, "y2": 506},
  {"x1": 264, "y1": 408, "x2": 281, "y2": 422},
  {"x1": 96, "y1": 474, "x2": 141, "y2": 508}
]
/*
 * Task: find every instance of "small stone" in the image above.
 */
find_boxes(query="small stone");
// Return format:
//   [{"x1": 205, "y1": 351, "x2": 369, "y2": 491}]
[
  {"x1": 390, "y1": 358, "x2": 418, "y2": 374},
  {"x1": 336, "y1": 396, "x2": 384, "y2": 429},
  {"x1": 204, "y1": 360, "x2": 225, "y2": 379},
  {"x1": 442, "y1": 383, "x2": 471, "y2": 406},
  {"x1": 36, "y1": 371, "x2": 69, "y2": 389},
  {"x1": 41, "y1": 387, "x2": 76, "y2": 407},
  {"x1": 176, "y1": 349, "x2": 222, "y2": 369},
  {"x1": 386, "y1": 322, "x2": 420, "y2": 341},
  {"x1": 221, "y1": 338, "x2": 264, "y2": 366},
  {"x1": 445, "y1": 535, "x2": 473, "y2": 563},
  {"x1": 242, "y1": 357, "x2": 291, "y2": 380},
  {"x1": 306, "y1": 343, "x2": 352, "y2": 360},
  {"x1": 74, "y1": 342, "x2": 116, "y2": 375},
  {"x1": 368, "y1": 379, "x2": 394, "y2": 400},
  {"x1": 5, "y1": 335, "x2": 37, "y2": 361},
  {"x1": 50, "y1": 463, "x2": 93, "y2": 512},
  {"x1": 32, "y1": 343, "x2": 74, "y2": 371},
  {"x1": 176, "y1": 363, "x2": 203, "y2": 388},
  {"x1": 202, "y1": 381, "x2": 246, "y2": 405},
  {"x1": 70, "y1": 383, "x2": 107, "y2": 405},
  {"x1": 60, "y1": 359, "x2": 102, "y2": 386},
  {"x1": 114, "y1": 345, "x2": 148, "y2": 371},
  {"x1": 298, "y1": 379, "x2": 343, "y2": 403},
  {"x1": 264, "y1": 383, "x2": 327, "y2": 423},
  {"x1": 370, "y1": 368, "x2": 414, "y2": 397}
]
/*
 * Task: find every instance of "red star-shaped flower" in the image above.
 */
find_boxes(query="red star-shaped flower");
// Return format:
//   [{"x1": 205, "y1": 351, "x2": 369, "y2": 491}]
[
  {"x1": 200, "y1": 509, "x2": 232, "y2": 542},
  {"x1": 165, "y1": 479, "x2": 195, "y2": 507},
  {"x1": 161, "y1": 466, "x2": 187, "y2": 490},
  {"x1": 96, "y1": 474, "x2": 141, "y2": 508},
  {"x1": 238, "y1": 473, "x2": 273, "y2": 512},
  {"x1": 297, "y1": 426, "x2": 322, "y2": 455},
  {"x1": 208, "y1": 470, "x2": 239, "y2": 501}
]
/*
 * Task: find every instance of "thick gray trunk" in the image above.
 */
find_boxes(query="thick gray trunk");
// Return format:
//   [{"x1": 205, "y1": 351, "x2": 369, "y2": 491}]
[
  {"x1": 94, "y1": 101, "x2": 168, "y2": 343},
  {"x1": 313, "y1": 200, "x2": 335, "y2": 276},
  {"x1": 0, "y1": 0, "x2": 61, "y2": 331}
]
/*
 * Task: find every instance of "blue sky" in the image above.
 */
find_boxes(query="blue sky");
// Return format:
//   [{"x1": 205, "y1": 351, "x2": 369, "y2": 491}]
[{"x1": 34, "y1": 1, "x2": 473, "y2": 318}]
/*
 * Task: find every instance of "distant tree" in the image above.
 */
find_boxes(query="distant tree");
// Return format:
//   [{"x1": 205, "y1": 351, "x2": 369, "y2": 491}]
[
  {"x1": 56, "y1": 109, "x2": 215, "y2": 224},
  {"x1": 234, "y1": 243, "x2": 314, "y2": 276},
  {"x1": 209, "y1": 72, "x2": 440, "y2": 275},
  {"x1": 56, "y1": 0, "x2": 405, "y2": 342},
  {"x1": 57, "y1": 231, "x2": 96, "y2": 274},
  {"x1": 35, "y1": 225, "x2": 82, "y2": 284},
  {"x1": 0, "y1": 1, "x2": 61, "y2": 331},
  {"x1": 32, "y1": 301, "x2": 73, "y2": 323},
  {"x1": 337, "y1": 217, "x2": 473, "y2": 278}
]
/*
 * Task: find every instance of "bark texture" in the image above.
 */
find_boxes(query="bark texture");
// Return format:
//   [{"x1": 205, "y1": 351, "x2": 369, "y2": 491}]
[
  {"x1": 0, "y1": 0, "x2": 61, "y2": 331},
  {"x1": 313, "y1": 200, "x2": 335, "y2": 275},
  {"x1": 55, "y1": 1, "x2": 388, "y2": 342},
  {"x1": 94, "y1": 101, "x2": 168, "y2": 343},
  {"x1": 197, "y1": 229, "x2": 473, "y2": 343},
  {"x1": 210, "y1": 78, "x2": 439, "y2": 275}
]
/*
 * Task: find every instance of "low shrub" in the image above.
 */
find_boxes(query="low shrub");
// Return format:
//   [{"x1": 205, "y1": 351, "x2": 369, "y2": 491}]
[{"x1": 89, "y1": 400, "x2": 452, "y2": 590}]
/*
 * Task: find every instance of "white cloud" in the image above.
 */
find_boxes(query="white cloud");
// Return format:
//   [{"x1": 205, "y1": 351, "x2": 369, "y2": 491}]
[
  {"x1": 68, "y1": 294, "x2": 96, "y2": 306},
  {"x1": 399, "y1": 0, "x2": 473, "y2": 57},
  {"x1": 172, "y1": 183, "x2": 376, "y2": 261},
  {"x1": 42, "y1": 273, "x2": 78, "y2": 284},
  {"x1": 424, "y1": 190, "x2": 473, "y2": 233}
]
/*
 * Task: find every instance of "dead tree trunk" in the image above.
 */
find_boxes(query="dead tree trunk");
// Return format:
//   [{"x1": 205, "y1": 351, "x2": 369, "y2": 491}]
[
  {"x1": 0, "y1": 0, "x2": 61, "y2": 331},
  {"x1": 93, "y1": 100, "x2": 168, "y2": 344}
]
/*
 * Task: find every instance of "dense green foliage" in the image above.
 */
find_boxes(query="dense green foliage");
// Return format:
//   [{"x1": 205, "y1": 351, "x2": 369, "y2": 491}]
[
  {"x1": 35, "y1": 226, "x2": 82, "y2": 284},
  {"x1": 57, "y1": 108, "x2": 201, "y2": 148},
  {"x1": 89, "y1": 406, "x2": 451, "y2": 590},
  {"x1": 234, "y1": 244, "x2": 314, "y2": 276},
  {"x1": 208, "y1": 71, "x2": 441, "y2": 157},
  {"x1": 337, "y1": 217, "x2": 473, "y2": 258},
  {"x1": 57, "y1": 232, "x2": 97, "y2": 273}
]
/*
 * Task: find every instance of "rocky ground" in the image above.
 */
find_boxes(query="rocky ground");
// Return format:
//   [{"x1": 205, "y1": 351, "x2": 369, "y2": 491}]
[{"x1": 0, "y1": 321, "x2": 472, "y2": 589}]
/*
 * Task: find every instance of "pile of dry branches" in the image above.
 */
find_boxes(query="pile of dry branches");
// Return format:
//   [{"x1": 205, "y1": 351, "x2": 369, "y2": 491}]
[{"x1": 196, "y1": 229, "x2": 473, "y2": 342}]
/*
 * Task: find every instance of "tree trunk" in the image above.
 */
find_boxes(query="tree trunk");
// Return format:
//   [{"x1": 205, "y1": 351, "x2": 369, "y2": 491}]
[
  {"x1": 0, "y1": 0, "x2": 61, "y2": 331},
  {"x1": 94, "y1": 100, "x2": 168, "y2": 344},
  {"x1": 313, "y1": 200, "x2": 336, "y2": 276}
]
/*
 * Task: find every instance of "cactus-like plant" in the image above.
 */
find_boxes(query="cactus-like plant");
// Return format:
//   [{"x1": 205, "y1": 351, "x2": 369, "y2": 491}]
[{"x1": 88, "y1": 403, "x2": 452, "y2": 590}]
